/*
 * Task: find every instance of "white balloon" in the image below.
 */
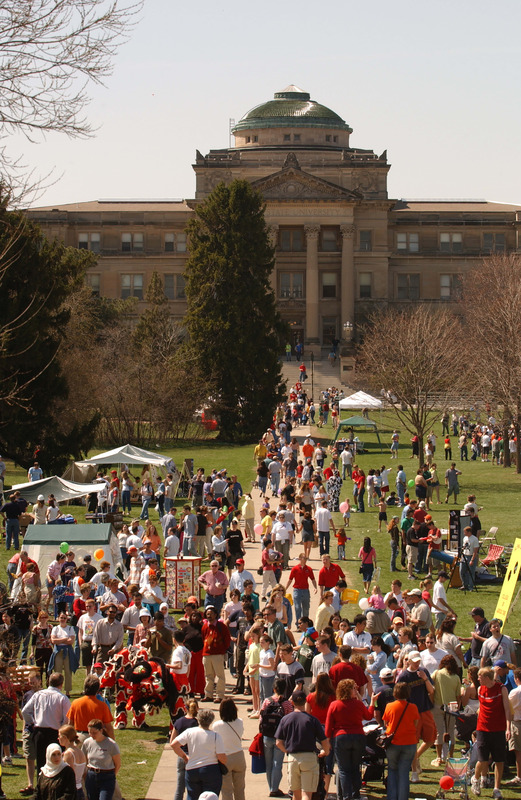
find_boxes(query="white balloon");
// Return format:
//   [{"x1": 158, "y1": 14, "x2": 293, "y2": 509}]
[{"x1": 359, "y1": 597, "x2": 370, "y2": 611}]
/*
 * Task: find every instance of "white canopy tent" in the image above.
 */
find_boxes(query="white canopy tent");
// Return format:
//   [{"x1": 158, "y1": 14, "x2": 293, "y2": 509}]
[
  {"x1": 78, "y1": 444, "x2": 176, "y2": 472},
  {"x1": 338, "y1": 391, "x2": 383, "y2": 410},
  {"x1": 12, "y1": 475, "x2": 106, "y2": 504}
]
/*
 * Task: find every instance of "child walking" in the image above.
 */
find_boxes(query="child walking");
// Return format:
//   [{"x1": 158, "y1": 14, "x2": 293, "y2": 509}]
[{"x1": 335, "y1": 527, "x2": 347, "y2": 560}]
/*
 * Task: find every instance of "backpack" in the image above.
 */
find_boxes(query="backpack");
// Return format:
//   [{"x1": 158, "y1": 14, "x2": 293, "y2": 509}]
[{"x1": 259, "y1": 698, "x2": 285, "y2": 738}]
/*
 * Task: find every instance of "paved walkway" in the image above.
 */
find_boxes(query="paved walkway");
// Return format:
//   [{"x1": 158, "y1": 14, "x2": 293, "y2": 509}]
[{"x1": 146, "y1": 424, "x2": 349, "y2": 800}]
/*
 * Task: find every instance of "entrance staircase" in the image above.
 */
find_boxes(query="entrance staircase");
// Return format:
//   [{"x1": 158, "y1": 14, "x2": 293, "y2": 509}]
[{"x1": 280, "y1": 355, "x2": 348, "y2": 400}]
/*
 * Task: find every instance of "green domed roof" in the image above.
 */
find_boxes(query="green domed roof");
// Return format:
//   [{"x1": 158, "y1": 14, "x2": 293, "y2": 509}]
[{"x1": 232, "y1": 85, "x2": 352, "y2": 133}]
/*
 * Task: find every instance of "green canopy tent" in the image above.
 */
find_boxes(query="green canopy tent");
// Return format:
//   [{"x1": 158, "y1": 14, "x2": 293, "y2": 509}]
[
  {"x1": 332, "y1": 415, "x2": 384, "y2": 453},
  {"x1": 23, "y1": 524, "x2": 122, "y2": 579}
]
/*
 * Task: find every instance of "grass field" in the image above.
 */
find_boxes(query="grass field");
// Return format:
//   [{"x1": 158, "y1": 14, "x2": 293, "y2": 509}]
[{"x1": 2, "y1": 410, "x2": 521, "y2": 799}]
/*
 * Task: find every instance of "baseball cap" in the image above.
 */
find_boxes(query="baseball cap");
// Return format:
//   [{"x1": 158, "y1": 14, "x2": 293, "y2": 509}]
[
  {"x1": 93, "y1": 662, "x2": 104, "y2": 670},
  {"x1": 419, "y1": 501, "x2": 426, "y2": 508},
  {"x1": 494, "y1": 660, "x2": 508, "y2": 669},
  {"x1": 407, "y1": 651, "x2": 421, "y2": 662},
  {"x1": 127, "y1": 546, "x2": 138, "y2": 553},
  {"x1": 235, "y1": 558, "x2": 245, "y2": 565},
  {"x1": 437, "y1": 571, "x2": 449, "y2": 579},
  {"x1": 187, "y1": 596, "x2": 198, "y2": 605},
  {"x1": 37, "y1": 494, "x2": 45, "y2": 501},
  {"x1": 379, "y1": 667, "x2": 394, "y2": 679},
  {"x1": 408, "y1": 588, "x2": 422, "y2": 597},
  {"x1": 470, "y1": 607, "x2": 485, "y2": 617},
  {"x1": 305, "y1": 627, "x2": 319, "y2": 641}
]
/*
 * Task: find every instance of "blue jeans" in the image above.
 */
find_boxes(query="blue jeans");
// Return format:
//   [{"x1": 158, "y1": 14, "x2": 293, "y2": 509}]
[
  {"x1": 17, "y1": 627, "x2": 31, "y2": 661},
  {"x1": 358, "y1": 488, "x2": 365, "y2": 513},
  {"x1": 415, "y1": 542, "x2": 428, "y2": 572},
  {"x1": 204, "y1": 593, "x2": 225, "y2": 614},
  {"x1": 460, "y1": 559, "x2": 476, "y2": 590},
  {"x1": 260, "y1": 674, "x2": 274, "y2": 704},
  {"x1": 264, "y1": 735, "x2": 284, "y2": 792},
  {"x1": 258, "y1": 476, "x2": 268, "y2": 494},
  {"x1": 85, "y1": 768, "x2": 116, "y2": 800},
  {"x1": 121, "y1": 490, "x2": 131, "y2": 513},
  {"x1": 185, "y1": 763, "x2": 222, "y2": 800},
  {"x1": 270, "y1": 475, "x2": 280, "y2": 495},
  {"x1": 183, "y1": 535, "x2": 196, "y2": 556},
  {"x1": 174, "y1": 755, "x2": 186, "y2": 800},
  {"x1": 319, "y1": 530, "x2": 330, "y2": 556},
  {"x1": 293, "y1": 588, "x2": 310, "y2": 622},
  {"x1": 390, "y1": 541, "x2": 398, "y2": 571},
  {"x1": 323, "y1": 412, "x2": 329, "y2": 425},
  {"x1": 333, "y1": 733, "x2": 366, "y2": 799},
  {"x1": 397, "y1": 484, "x2": 405, "y2": 505},
  {"x1": 5, "y1": 519, "x2": 19, "y2": 550},
  {"x1": 386, "y1": 742, "x2": 416, "y2": 800},
  {"x1": 140, "y1": 496, "x2": 152, "y2": 519}
]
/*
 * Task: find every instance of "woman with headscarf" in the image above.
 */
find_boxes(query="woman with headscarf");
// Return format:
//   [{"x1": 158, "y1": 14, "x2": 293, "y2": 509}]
[{"x1": 36, "y1": 743, "x2": 76, "y2": 800}]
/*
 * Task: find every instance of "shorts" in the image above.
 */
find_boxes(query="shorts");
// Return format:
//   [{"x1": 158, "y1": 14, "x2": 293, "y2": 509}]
[
  {"x1": 287, "y1": 752, "x2": 319, "y2": 792},
  {"x1": 509, "y1": 719, "x2": 521, "y2": 751},
  {"x1": 379, "y1": 512, "x2": 388, "y2": 521},
  {"x1": 417, "y1": 709, "x2": 436, "y2": 744},
  {"x1": 482, "y1": 446, "x2": 490, "y2": 455},
  {"x1": 22, "y1": 729, "x2": 36, "y2": 760},
  {"x1": 432, "y1": 705, "x2": 456, "y2": 745},
  {"x1": 446, "y1": 483, "x2": 460, "y2": 497},
  {"x1": 406, "y1": 544, "x2": 418, "y2": 564},
  {"x1": 381, "y1": 486, "x2": 389, "y2": 494},
  {"x1": 476, "y1": 729, "x2": 507, "y2": 763}
]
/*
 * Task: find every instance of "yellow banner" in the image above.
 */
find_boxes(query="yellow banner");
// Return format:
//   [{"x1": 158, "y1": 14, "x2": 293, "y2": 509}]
[{"x1": 493, "y1": 538, "x2": 521, "y2": 625}]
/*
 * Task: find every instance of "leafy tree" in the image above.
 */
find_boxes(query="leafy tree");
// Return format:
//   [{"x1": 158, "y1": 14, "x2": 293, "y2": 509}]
[
  {"x1": 357, "y1": 306, "x2": 463, "y2": 463},
  {"x1": 0, "y1": 207, "x2": 98, "y2": 471},
  {"x1": 461, "y1": 254, "x2": 521, "y2": 471},
  {"x1": 184, "y1": 180, "x2": 286, "y2": 441}
]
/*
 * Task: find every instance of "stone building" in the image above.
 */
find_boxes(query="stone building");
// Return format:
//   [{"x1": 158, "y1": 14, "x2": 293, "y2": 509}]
[{"x1": 26, "y1": 85, "x2": 521, "y2": 356}]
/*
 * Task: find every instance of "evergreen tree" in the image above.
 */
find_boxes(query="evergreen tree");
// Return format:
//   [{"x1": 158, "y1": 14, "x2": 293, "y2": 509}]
[{"x1": 184, "y1": 180, "x2": 286, "y2": 441}]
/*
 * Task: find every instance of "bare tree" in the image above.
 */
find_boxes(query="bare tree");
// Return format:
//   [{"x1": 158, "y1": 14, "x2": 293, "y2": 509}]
[
  {"x1": 461, "y1": 253, "x2": 521, "y2": 471},
  {"x1": 357, "y1": 306, "x2": 463, "y2": 463},
  {"x1": 0, "y1": 0, "x2": 141, "y2": 196}
]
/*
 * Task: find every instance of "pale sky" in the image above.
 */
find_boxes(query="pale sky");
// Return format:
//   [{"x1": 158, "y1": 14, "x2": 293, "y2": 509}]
[{"x1": 15, "y1": 0, "x2": 521, "y2": 208}]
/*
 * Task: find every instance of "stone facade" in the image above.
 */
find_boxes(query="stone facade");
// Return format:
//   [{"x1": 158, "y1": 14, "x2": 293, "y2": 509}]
[{"x1": 26, "y1": 85, "x2": 521, "y2": 352}]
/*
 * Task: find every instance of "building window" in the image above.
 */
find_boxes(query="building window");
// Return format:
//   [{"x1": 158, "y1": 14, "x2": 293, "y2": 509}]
[
  {"x1": 165, "y1": 274, "x2": 186, "y2": 300},
  {"x1": 246, "y1": 136, "x2": 251, "y2": 143},
  {"x1": 325, "y1": 135, "x2": 331, "y2": 142},
  {"x1": 164, "y1": 232, "x2": 187, "y2": 253},
  {"x1": 397, "y1": 232, "x2": 419, "y2": 252},
  {"x1": 440, "y1": 274, "x2": 462, "y2": 299},
  {"x1": 78, "y1": 232, "x2": 100, "y2": 253},
  {"x1": 440, "y1": 233, "x2": 462, "y2": 253},
  {"x1": 322, "y1": 272, "x2": 337, "y2": 298},
  {"x1": 397, "y1": 273, "x2": 420, "y2": 300},
  {"x1": 283, "y1": 134, "x2": 291, "y2": 142},
  {"x1": 121, "y1": 273, "x2": 143, "y2": 299},
  {"x1": 121, "y1": 232, "x2": 144, "y2": 252},
  {"x1": 322, "y1": 316, "x2": 337, "y2": 343},
  {"x1": 293, "y1": 134, "x2": 301, "y2": 142},
  {"x1": 321, "y1": 229, "x2": 338, "y2": 252},
  {"x1": 483, "y1": 233, "x2": 506, "y2": 253},
  {"x1": 86, "y1": 273, "x2": 100, "y2": 296},
  {"x1": 333, "y1": 135, "x2": 338, "y2": 142},
  {"x1": 280, "y1": 272, "x2": 304, "y2": 299},
  {"x1": 253, "y1": 135, "x2": 258, "y2": 142},
  {"x1": 359, "y1": 272, "x2": 372, "y2": 299},
  {"x1": 359, "y1": 230, "x2": 372, "y2": 252},
  {"x1": 280, "y1": 228, "x2": 304, "y2": 251}
]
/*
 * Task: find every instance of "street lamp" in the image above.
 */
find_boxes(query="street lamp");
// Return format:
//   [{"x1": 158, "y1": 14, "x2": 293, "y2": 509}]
[{"x1": 343, "y1": 320, "x2": 353, "y2": 341}]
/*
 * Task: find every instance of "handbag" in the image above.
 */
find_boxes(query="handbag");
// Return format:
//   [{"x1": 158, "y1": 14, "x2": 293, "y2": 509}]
[
  {"x1": 375, "y1": 701, "x2": 409, "y2": 749},
  {"x1": 257, "y1": 566, "x2": 263, "y2": 576}
]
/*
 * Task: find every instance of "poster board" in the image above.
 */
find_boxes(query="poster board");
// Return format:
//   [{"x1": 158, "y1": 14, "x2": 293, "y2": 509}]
[
  {"x1": 165, "y1": 556, "x2": 202, "y2": 609},
  {"x1": 493, "y1": 538, "x2": 521, "y2": 625}
]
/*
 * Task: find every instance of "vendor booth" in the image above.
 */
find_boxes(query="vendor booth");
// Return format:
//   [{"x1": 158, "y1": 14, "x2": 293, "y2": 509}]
[
  {"x1": 332, "y1": 415, "x2": 384, "y2": 453},
  {"x1": 22, "y1": 523, "x2": 123, "y2": 578},
  {"x1": 12, "y1": 475, "x2": 106, "y2": 504}
]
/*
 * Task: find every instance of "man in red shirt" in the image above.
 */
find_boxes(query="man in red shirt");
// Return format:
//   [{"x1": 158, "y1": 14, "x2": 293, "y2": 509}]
[
  {"x1": 318, "y1": 555, "x2": 345, "y2": 599},
  {"x1": 471, "y1": 667, "x2": 511, "y2": 797},
  {"x1": 201, "y1": 605, "x2": 231, "y2": 702},
  {"x1": 285, "y1": 553, "x2": 317, "y2": 623},
  {"x1": 329, "y1": 645, "x2": 368, "y2": 692}
]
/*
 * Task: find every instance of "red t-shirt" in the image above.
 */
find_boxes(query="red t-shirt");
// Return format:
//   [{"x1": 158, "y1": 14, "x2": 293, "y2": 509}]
[
  {"x1": 306, "y1": 692, "x2": 335, "y2": 724},
  {"x1": 289, "y1": 564, "x2": 315, "y2": 590},
  {"x1": 413, "y1": 509, "x2": 427, "y2": 524},
  {"x1": 329, "y1": 661, "x2": 367, "y2": 690},
  {"x1": 325, "y1": 698, "x2": 373, "y2": 737},
  {"x1": 323, "y1": 467, "x2": 333, "y2": 481},
  {"x1": 318, "y1": 563, "x2": 345, "y2": 588},
  {"x1": 477, "y1": 681, "x2": 507, "y2": 732}
]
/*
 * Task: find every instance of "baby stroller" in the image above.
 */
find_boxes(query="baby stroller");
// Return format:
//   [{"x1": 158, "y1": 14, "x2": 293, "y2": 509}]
[
  {"x1": 436, "y1": 755, "x2": 471, "y2": 800},
  {"x1": 361, "y1": 723, "x2": 387, "y2": 788}
]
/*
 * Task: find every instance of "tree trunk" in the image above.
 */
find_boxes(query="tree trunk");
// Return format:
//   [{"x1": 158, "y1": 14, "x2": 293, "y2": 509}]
[
  {"x1": 503, "y1": 421, "x2": 511, "y2": 468},
  {"x1": 516, "y1": 422, "x2": 521, "y2": 474}
]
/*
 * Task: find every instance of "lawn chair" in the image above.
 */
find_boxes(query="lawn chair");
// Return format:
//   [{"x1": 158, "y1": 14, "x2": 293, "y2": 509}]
[
  {"x1": 479, "y1": 526, "x2": 498, "y2": 552},
  {"x1": 479, "y1": 543, "x2": 505, "y2": 577}
]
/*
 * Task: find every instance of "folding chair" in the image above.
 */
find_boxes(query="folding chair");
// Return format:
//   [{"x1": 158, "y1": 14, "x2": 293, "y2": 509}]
[
  {"x1": 479, "y1": 526, "x2": 498, "y2": 553},
  {"x1": 479, "y1": 543, "x2": 505, "y2": 577}
]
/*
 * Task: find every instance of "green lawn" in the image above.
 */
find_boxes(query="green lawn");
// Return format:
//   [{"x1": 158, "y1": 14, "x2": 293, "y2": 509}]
[{"x1": 2, "y1": 412, "x2": 521, "y2": 799}]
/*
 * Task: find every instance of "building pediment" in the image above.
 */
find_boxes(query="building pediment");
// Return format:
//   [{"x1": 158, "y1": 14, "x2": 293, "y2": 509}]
[{"x1": 251, "y1": 159, "x2": 362, "y2": 202}]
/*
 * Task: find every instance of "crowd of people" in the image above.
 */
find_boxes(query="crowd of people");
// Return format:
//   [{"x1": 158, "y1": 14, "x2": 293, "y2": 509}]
[{"x1": 0, "y1": 401, "x2": 517, "y2": 800}]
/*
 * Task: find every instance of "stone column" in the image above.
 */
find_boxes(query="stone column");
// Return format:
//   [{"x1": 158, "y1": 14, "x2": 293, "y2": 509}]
[
  {"x1": 267, "y1": 225, "x2": 279, "y2": 294},
  {"x1": 340, "y1": 224, "x2": 356, "y2": 334},
  {"x1": 305, "y1": 224, "x2": 320, "y2": 344}
]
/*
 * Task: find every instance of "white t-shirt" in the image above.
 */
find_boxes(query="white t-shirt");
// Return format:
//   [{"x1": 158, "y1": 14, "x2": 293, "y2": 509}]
[
  {"x1": 77, "y1": 612, "x2": 102, "y2": 642},
  {"x1": 272, "y1": 521, "x2": 291, "y2": 543},
  {"x1": 164, "y1": 534, "x2": 180, "y2": 557},
  {"x1": 433, "y1": 580, "x2": 447, "y2": 611},
  {"x1": 52, "y1": 624, "x2": 75, "y2": 642},
  {"x1": 380, "y1": 469, "x2": 391, "y2": 486},
  {"x1": 315, "y1": 508, "x2": 333, "y2": 532},
  {"x1": 91, "y1": 570, "x2": 114, "y2": 587},
  {"x1": 343, "y1": 630, "x2": 372, "y2": 650},
  {"x1": 509, "y1": 685, "x2": 521, "y2": 720},
  {"x1": 259, "y1": 648, "x2": 276, "y2": 677},
  {"x1": 462, "y1": 534, "x2": 479, "y2": 560},
  {"x1": 420, "y1": 647, "x2": 448, "y2": 674},
  {"x1": 340, "y1": 449, "x2": 353, "y2": 465},
  {"x1": 311, "y1": 651, "x2": 335, "y2": 679},
  {"x1": 174, "y1": 728, "x2": 225, "y2": 770},
  {"x1": 170, "y1": 644, "x2": 191, "y2": 674},
  {"x1": 212, "y1": 719, "x2": 244, "y2": 755}
]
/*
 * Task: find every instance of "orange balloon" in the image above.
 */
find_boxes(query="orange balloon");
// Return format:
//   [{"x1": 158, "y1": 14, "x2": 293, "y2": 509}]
[{"x1": 94, "y1": 548, "x2": 104, "y2": 561}]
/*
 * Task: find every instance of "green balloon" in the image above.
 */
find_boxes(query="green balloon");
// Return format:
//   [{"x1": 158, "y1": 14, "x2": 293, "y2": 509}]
[
  {"x1": 407, "y1": 479, "x2": 414, "y2": 488},
  {"x1": 60, "y1": 541, "x2": 69, "y2": 554},
  {"x1": 222, "y1": 506, "x2": 228, "y2": 514}
]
